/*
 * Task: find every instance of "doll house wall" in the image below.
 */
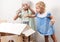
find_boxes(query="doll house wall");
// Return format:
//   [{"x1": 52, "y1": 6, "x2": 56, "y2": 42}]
[{"x1": 0, "y1": 0, "x2": 60, "y2": 42}]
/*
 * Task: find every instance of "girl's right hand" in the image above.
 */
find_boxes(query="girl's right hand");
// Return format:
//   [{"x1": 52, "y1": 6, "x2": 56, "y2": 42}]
[{"x1": 26, "y1": 4, "x2": 30, "y2": 9}]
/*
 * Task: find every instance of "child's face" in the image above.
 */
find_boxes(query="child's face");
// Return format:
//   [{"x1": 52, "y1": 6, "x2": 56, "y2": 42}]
[
  {"x1": 36, "y1": 4, "x2": 45, "y2": 13},
  {"x1": 22, "y1": 4, "x2": 28, "y2": 10}
]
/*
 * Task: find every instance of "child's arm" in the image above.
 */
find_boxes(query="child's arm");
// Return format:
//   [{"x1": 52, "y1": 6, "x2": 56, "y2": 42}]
[
  {"x1": 27, "y1": 4, "x2": 35, "y2": 14},
  {"x1": 14, "y1": 14, "x2": 19, "y2": 20},
  {"x1": 49, "y1": 16, "x2": 55, "y2": 25},
  {"x1": 14, "y1": 9, "x2": 21, "y2": 20},
  {"x1": 25, "y1": 14, "x2": 36, "y2": 18},
  {"x1": 29, "y1": 7, "x2": 35, "y2": 14}
]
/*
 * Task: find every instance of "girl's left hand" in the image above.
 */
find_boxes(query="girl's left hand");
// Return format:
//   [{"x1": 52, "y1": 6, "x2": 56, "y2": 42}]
[{"x1": 51, "y1": 19, "x2": 55, "y2": 25}]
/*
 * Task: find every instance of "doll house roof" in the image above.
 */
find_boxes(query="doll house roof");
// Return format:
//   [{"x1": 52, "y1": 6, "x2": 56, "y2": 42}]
[{"x1": 0, "y1": 23, "x2": 35, "y2": 37}]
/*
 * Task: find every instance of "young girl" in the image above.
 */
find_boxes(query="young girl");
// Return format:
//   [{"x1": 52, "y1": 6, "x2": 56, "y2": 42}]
[
  {"x1": 26, "y1": 1, "x2": 57, "y2": 42},
  {"x1": 14, "y1": 1, "x2": 35, "y2": 42}
]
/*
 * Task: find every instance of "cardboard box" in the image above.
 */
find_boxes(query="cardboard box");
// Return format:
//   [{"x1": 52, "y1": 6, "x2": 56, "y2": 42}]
[{"x1": 1, "y1": 35, "x2": 23, "y2": 42}]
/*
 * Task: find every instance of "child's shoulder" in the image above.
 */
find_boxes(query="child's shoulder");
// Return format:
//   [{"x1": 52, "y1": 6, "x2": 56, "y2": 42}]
[
  {"x1": 47, "y1": 11, "x2": 51, "y2": 14},
  {"x1": 35, "y1": 11, "x2": 51, "y2": 18},
  {"x1": 46, "y1": 11, "x2": 52, "y2": 17}
]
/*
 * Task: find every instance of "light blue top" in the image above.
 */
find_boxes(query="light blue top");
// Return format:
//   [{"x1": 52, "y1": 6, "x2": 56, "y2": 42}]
[{"x1": 35, "y1": 12, "x2": 55, "y2": 36}]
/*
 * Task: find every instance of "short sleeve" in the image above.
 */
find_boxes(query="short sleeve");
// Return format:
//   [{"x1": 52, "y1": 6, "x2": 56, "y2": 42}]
[{"x1": 47, "y1": 12, "x2": 51, "y2": 17}]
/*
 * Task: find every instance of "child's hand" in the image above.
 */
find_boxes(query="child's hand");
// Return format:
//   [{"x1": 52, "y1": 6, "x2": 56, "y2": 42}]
[
  {"x1": 51, "y1": 19, "x2": 55, "y2": 25},
  {"x1": 26, "y1": 4, "x2": 30, "y2": 9}
]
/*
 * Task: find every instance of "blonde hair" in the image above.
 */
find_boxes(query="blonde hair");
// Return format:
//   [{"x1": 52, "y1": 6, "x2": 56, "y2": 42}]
[
  {"x1": 22, "y1": 0, "x2": 33, "y2": 8},
  {"x1": 36, "y1": 1, "x2": 45, "y2": 8}
]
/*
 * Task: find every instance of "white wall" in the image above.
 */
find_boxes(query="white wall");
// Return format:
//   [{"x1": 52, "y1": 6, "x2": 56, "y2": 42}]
[
  {"x1": 0, "y1": 0, "x2": 22, "y2": 22},
  {"x1": 0, "y1": 0, "x2": 60, "y2": 42}
]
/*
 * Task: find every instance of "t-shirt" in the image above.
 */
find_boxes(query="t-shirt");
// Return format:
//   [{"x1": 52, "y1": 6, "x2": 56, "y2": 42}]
[{"x1": 18, "y1": 9, "x2": 32, "y2": 22}]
